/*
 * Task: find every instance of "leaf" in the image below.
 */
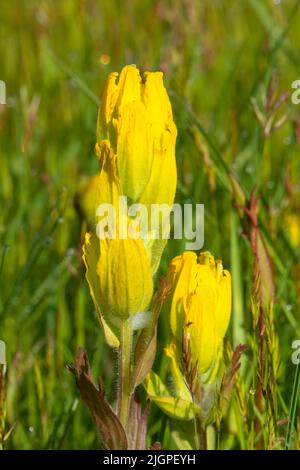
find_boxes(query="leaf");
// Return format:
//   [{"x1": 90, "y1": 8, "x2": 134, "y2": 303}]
[
  {"x1": 147, "y1": 395, "x2": 200, "y2": 421},
  {"x1": 238, "y1": 190, "x2": 275, "y2": 309},
  {"x1": 229, "y1": 173, "x2": 246, "y2": 209},
  {"x1": 144, "y1": 370, "x2": 170, "y2": 397},
  {"x1": 143, "y1": 371, "x2": 200, "y2": 421},
  {"x1": 4, "y1": 423, "x2": 16, "y2": 442},
  {"x1": 164, "y1": 342, "x2": 191, "y2": 401},
  {"x1": 285, "y1": 362, "x2": 300, "y2": 449},
  {"x1": 133, "y1": 277, "x2": 171, "y2": 387},
  {"x1": 256, "y1": 231, "x2": 275, "y2": 308},
  {"x1": 68, "y1": 348, "x2": 127, "y2": 450},
  {"x1": 126, "y1": 393, "x2": 150, "y2": 450},
  {"x1": 171, "y1": 419, "x2": 198, "y2": 450}
]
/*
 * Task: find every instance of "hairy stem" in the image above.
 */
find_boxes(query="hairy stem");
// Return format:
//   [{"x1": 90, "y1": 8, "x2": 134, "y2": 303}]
[{"x1": 117, "y1": 318, "x2": 132, "y2": 431}]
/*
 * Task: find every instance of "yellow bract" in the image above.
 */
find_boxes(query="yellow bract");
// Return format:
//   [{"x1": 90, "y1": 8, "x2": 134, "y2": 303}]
[
  {"x1": 97, "y1": 235, "x2": 153, "y2": 319},
  {"x1": 83, "y1": 232, "x2": 153, "y2": 322},
  {"x1": 167, "y1": 251, "x2": 232, "y2": 376},
  {"x1": 83, "y1": 232, "x2": 120, "y2": 347}
]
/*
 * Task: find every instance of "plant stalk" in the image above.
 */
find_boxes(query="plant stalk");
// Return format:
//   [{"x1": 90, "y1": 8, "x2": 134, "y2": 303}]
[
  {"x1": 195, "y1": 417, "x2": 207, "y2": 450},
  {"x1": 117, "y1": 318, "x2": 132, "y2": 431},
  {"x1": 285, "y1": 361, "x2": 300, "y2": 449},
  {"x1": 0, "y1": 364, "x2": 5, "y2": 449},
  {"x1": 199, "y1": 425, "x2": 207, "y2": 450}
]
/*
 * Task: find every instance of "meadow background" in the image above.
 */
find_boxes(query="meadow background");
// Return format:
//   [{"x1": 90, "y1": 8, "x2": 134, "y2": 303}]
[{"x1": 0, "y1": 0, "x2": 299, "y2": 449}]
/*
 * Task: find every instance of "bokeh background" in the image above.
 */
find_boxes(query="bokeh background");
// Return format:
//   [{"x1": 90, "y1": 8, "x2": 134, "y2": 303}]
[{"x1": 0, "y1": 0, "x2": 299, "y2": 449}]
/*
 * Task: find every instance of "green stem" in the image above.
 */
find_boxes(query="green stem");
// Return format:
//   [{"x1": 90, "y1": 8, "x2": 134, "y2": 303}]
[
  {"x1": 285, "y1": 361, "x2": 300, "y2": 449},
  {"x1": 0, "y1": 364, "x2": 5, "y2": 449},
  {"x1": 199, "y1": 426, "x2": 207, "y2": 450},
  {"x1": 230, "y1": 209, "x2": 246, "y2": 350},
  {"x1": 117, "y1": 318, "x2": 132, "y2": 431},
  {"x1": 195, "y1": 417, "x2": 207, "y2": 450}
]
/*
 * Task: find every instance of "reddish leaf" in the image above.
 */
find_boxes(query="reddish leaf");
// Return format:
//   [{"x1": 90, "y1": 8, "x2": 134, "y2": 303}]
[
  {"x1": 126, "y1": 394, "x2": 150, "y2": 450},
  {"x1": 68, "y1": 348, "x2": 127, "y2": 450}
]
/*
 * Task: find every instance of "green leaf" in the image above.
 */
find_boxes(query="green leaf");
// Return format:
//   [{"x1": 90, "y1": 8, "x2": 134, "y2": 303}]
[
  {"x1": 143, "y1": 371, "x2": 200, "y2": 421},
  {"x1": 171, "y1": 419, "x2": 198, "y2": 450},
  {"x1": 133, "y1": 278, "x2": 170, "y2": 387}
]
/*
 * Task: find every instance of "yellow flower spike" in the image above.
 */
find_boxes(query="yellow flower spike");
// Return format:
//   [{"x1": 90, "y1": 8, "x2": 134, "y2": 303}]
[
  {"x1": 96, "y1": 64, "x2": 177, "y2": 206},
  {"x1": 167, "y1": 251, "x2": 232, "y2": 378},
  {"x1": 94, "y1": 65, "x2": 177, "y2": 273}
]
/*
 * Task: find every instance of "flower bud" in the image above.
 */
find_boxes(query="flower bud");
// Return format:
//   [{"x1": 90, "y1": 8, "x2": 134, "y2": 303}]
[{"x1": 167, "y1": 251, "x2": 232, "y2": 376}]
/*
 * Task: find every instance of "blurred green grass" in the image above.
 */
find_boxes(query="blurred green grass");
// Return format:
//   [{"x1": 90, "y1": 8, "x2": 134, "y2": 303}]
[{"x1": 0, "y1": 0, "x2": 299, "y2": 449}]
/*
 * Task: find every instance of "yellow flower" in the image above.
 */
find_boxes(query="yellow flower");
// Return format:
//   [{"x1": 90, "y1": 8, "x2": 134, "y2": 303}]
[
  {"x1": 83, "y1": 232, "x2": 153, "y2": 342},
  {"x1": 285, "y1": 213, "x2": 300, "y2": 248},
  {"x1": 97, "y1": 65, "x2": 177, "y2": 207},
  {"x1": 167, "y1": 251, "x2": 232, "y2": 376}
]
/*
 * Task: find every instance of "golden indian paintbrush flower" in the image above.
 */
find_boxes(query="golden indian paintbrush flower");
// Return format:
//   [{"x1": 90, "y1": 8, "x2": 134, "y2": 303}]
[
  {"x1": 143, "y1": 251, "x2": 232, "y2": 423},
  {"x1": 82, "y1": 64, "x2": 177, "y2": 344},
  {"x1": 97, "y1": 65, "x2": 177, "y2": 207},
  {"x1": 167, "y1": 251, "x2": 232, "y2": 377}
]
